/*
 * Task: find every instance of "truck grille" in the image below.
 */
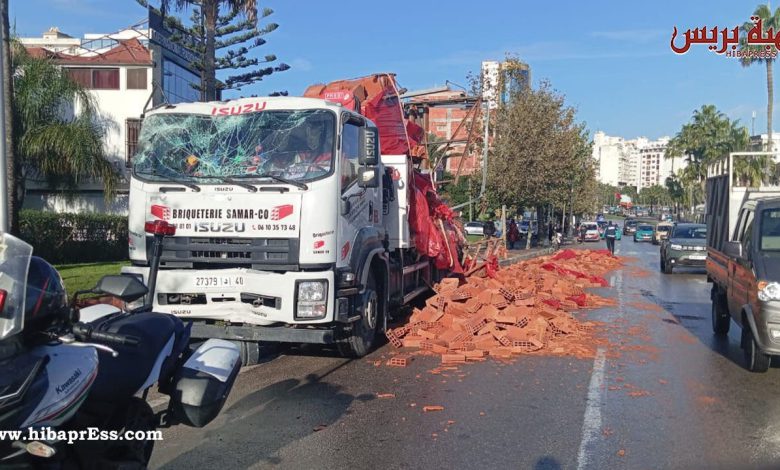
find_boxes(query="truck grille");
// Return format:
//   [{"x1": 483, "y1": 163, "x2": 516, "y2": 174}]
[{"x1": 148, "y1": 236, "x2": 299, "y2": 270}]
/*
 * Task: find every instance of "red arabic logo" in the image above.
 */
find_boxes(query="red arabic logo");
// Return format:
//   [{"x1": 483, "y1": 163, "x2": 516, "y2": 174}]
[
  {"x1": 151, "y1": 204, "x2": 171, "y2": 220},
  {"x1": 313, "y1": 240, "x2": 325, "y2": 249},
  {"x1": 271, "y1": 204, "x2": 293, "y2": 221},
  {"x1": 671, "y1": 16, "x2": 780, "y2": 58}
]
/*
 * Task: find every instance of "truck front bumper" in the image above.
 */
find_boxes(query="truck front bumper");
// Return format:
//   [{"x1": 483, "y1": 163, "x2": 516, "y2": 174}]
[
  {"x1": 667, "y1": 251, "x2": 707, "y2": 267},
  {"x1": 121, "y1": 266, "x2": 336, "y2": 326},
  {"x1": 750, "y1": 300, "x2": 780, "y2": 355}
]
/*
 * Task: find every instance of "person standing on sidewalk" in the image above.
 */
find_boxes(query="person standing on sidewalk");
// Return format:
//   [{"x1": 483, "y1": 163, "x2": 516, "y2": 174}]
[{"x1": 604, "y1": 220, "x2": 617, "y2": 255}]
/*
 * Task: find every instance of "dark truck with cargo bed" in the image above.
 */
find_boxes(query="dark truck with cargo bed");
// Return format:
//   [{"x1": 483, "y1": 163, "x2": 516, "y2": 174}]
[{"x1": 706, "y1": 152, "x2": 780, "y2": 372}]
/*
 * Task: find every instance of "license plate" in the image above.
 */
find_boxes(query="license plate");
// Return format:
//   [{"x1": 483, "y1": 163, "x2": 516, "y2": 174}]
[
  {"x1": 689, "y1": 255, "x2": 706, "y2": 260},
  {"x1": 194, "y1": 275, "x2": 245, "y2": 288}
]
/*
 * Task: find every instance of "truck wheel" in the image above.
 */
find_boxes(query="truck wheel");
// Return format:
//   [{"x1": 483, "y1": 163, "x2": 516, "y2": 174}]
[
  {"x1": 711, "y1": 290, "x2": 730, "y2": 335},
  {"x1": 236, "y1": 341, "x2": 261, "y2": 366},
  {"x1": 742, "y1": 325, "x2": 771, "y2": 373},
  {"x1": 338, "y1": 275, "x2": 380, "y2": 358}
]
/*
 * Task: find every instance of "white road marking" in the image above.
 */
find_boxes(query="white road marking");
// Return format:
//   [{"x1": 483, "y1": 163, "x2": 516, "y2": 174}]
[
  {"x1": 576, "y1": 347, "x2": 606, "y2": 470},
  {"x1": 577, "y1": 262, "x2": 624, "y2": 468}
]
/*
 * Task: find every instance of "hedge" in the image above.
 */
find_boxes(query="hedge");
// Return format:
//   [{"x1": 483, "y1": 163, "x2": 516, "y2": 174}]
[{"x1": 19, "y1": 210, "x2": 128, "y2": 264}]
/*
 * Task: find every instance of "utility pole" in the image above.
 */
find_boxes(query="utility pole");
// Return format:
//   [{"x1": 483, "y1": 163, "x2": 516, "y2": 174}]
[{"x1": 0, "y1": 0, "x2": 10, "y2": 233}]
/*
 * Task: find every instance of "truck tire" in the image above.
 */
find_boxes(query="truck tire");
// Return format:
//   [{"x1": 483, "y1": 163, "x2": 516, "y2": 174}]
[
  {"x1": 236, "y1": 341, "x2": 261, "y2": 366},
  {"x1": 338, "y1": 275, "x2": 380, "y2": 358},
  {"x1": 742, "y1": 324, "x2": 771, "y2": 373},
  {"x1": 711, "y1": 289, "x2": 730, "y2": 335}
]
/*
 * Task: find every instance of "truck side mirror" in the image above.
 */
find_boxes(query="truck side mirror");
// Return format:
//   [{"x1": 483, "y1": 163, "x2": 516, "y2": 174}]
[
  {"x1": 358, "y1": 127, "x2": 379, "y2": 166},
  {"x1": 724, "y1": 241, "x2": 743, "y2": 258},
  {"x1": 358, "y1": 167, "x2": 379, "y2": 189}
]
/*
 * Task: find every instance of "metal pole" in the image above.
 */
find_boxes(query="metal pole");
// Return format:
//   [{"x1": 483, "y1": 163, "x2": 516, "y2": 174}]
[
  {"x1": 0, "y1": 6, "x2": 9, "y2": 233},
  {"x1": 480, "y1": 102, "x2": 489, "y2": 196},
  {"x1": 452, "y1": 100, "x2": 489, "y2": 211},
  {"x1": 501, "y1": 204, "x2": 506, "y2": 248}
]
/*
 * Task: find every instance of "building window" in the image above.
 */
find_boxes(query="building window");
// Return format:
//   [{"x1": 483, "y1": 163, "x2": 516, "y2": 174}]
[
  {"x1": 162, "y1": 59, "x2": 199, "y2": 103},
  {"x1": 66, "y1": 67, "x2": 120, "y2": 90},
  {"x1": 67, "y1": 68, "x2": 92, "y2": 88},
  {"x1": 92, "y1": 69, "x2": 119, "y2": 89},
  {"x1": 126, "y1": 118, "x2": 142, "y2": 167},
  {"x1": 127, "y1": 68, "x2": 147, "y2": 90}
]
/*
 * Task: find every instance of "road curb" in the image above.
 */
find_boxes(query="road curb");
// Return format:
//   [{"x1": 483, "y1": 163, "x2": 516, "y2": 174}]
[{"x1": 500, "y1": 247, "x2": 554, "y2": 266}]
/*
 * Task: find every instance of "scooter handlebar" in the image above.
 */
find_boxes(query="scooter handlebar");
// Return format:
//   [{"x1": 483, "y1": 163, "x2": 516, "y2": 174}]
[{"x1": 72, "y1": 323, "x2": 140, "y2": 347}]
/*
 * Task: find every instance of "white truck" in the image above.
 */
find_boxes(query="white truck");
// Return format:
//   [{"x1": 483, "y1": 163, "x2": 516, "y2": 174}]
[{"x1": 123, "y1": 95, "x2": 451, "y2": 361}]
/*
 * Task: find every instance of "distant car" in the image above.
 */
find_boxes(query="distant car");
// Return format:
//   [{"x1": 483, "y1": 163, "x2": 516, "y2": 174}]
[
  {"x1": 518, "y1": 220, "x2": 538, "y2": 237},
  {"x1": 624, "y1": 219, "x2": 638, "y2": 234},
  {"x1": 464, "y1": 221, "x2": 484, "y2": 236},
  {"x1": 659, "y1": 223, "x2": 707, "y2": 274},
  {"x1": 633, "y1": 224, "x2": 654, "y2": 242},
  {"x1": 580, "y1": 222, "x2": 601, "y2": 242},
  {"x1": 659, "y1": 213, "x2": 673, "y2": 222},
  {"x1": 653, "y1": 222, "x2": 673, "y2": 245}
]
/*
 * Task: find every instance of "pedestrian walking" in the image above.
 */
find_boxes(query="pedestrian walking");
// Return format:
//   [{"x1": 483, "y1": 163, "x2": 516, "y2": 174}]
[
  {"x1": 604, "y1": 220, "x2": 617, "y2": 255},
  {"x1": 507, "y1": 219, "x2": 520, "y2": 249}
]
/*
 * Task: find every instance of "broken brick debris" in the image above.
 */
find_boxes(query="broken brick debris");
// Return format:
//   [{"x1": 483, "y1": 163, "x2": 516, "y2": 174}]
[
  {"x1": 423, "y1": 405, "x2": 445, "y2": 412},
  {"x1": 387, "y1": 354, "x2": 412, "y2": 367},
  {"x1": 386, "y1": 249, "x2": 621, "y2": 363}
]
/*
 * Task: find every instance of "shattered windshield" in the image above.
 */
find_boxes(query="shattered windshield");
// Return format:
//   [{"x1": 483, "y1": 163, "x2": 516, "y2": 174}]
[{"x1": 133, "y1": 109, "x2": 336, "y2": 182}]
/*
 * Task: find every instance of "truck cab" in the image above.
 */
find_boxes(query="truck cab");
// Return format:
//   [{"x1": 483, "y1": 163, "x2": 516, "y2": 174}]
[
  {"x1": 706, "y1": 152, "x2": 780, "y2": 372},
  {"x1": 122, "y1": 96, "x2": 407, "y2": 359}
]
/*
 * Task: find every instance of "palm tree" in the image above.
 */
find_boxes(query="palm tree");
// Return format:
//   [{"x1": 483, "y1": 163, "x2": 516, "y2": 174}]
[
  {"x1": 159, "y1": 0, "x2": 260, "y2": 101},
  {"x1": 10, "y1": 44, "x2": 117, "y2": 217},
  {"x1": 740, "y1": 4, "x2": 780, "y2": 150}
]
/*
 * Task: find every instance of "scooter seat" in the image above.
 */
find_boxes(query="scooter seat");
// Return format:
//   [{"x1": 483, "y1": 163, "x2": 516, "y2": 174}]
[{"x1": 88, "y1": 312, "x2": 182, "y2": 402}]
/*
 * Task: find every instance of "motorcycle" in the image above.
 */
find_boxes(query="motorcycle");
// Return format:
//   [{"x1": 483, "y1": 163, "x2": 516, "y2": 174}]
[
  {"x1": 1, "y1": 219, "x2": 242, "y2": 468},
  {"x1": 0, "y1": 232, "x2": 100, "y2": 468}
]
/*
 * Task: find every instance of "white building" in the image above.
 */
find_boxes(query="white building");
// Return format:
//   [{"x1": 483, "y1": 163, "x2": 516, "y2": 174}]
[
  {"x1": 19, "y1": 22, "x2": 200, "y2": 214},
  {"x1": 592, "y1": 131, "x2": 640, "y2": 187},
  {"x1": 593, "y1": 132, "x2": 687, "y2": 189},
  {"x1": 481, "y1": 60, "x2": 530, "y2": 109}
]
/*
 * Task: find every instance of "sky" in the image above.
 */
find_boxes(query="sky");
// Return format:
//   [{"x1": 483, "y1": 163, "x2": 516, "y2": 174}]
[{"x1": 8, "y1": 0, "x2": 775, "y2": 140}]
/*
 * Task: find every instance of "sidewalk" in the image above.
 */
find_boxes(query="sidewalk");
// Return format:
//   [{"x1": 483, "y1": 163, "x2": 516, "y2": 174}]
[{"x1": 500, "y1": 246, "x2": 554, "y2": 266}]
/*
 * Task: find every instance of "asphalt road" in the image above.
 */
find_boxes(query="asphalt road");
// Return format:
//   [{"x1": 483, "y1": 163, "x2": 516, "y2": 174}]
[{"x1": 149, "y1": 239, "x2": 780, "y2": 470}]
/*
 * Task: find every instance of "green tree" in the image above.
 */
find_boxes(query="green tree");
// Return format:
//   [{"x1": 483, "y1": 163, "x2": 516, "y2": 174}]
[
  {"x1": 665, "y1": 176, "x2": 685, "y2": 215},
  {"x1": 488, "y1": 80, "x2": 589, "y2": 214},
  {"x1": 639, "y1": 184, "x2": 670, "y2": 213},
  {"x1": 740, "y1": 4, "x2": 780, "y2": 150},
  {"x1": 666, "y1": 105, "x2": 749, "y2": 207},
  {"x1": 143, "y1": 0, "x2": 287, "y2": 100},
  {"x1": 10, "y1": 45, "x2": 117, "y2": 217}
]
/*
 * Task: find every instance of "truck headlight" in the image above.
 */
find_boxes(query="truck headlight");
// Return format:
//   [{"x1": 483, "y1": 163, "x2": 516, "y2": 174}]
[
  {"x1": 758, "y1": 281, "x2": 780, "y2": 302},
  {"x1": 670, "y1": 243, "x2": 683, "y2": 250},
  {"x1": 296, "y1": 280, "x2": 328, "y2": 319}
]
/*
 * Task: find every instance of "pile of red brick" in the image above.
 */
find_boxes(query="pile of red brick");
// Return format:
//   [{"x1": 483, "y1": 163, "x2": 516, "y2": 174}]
[{"x1": 386, "y1": 249, "x2": 621, "y2": 364}]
